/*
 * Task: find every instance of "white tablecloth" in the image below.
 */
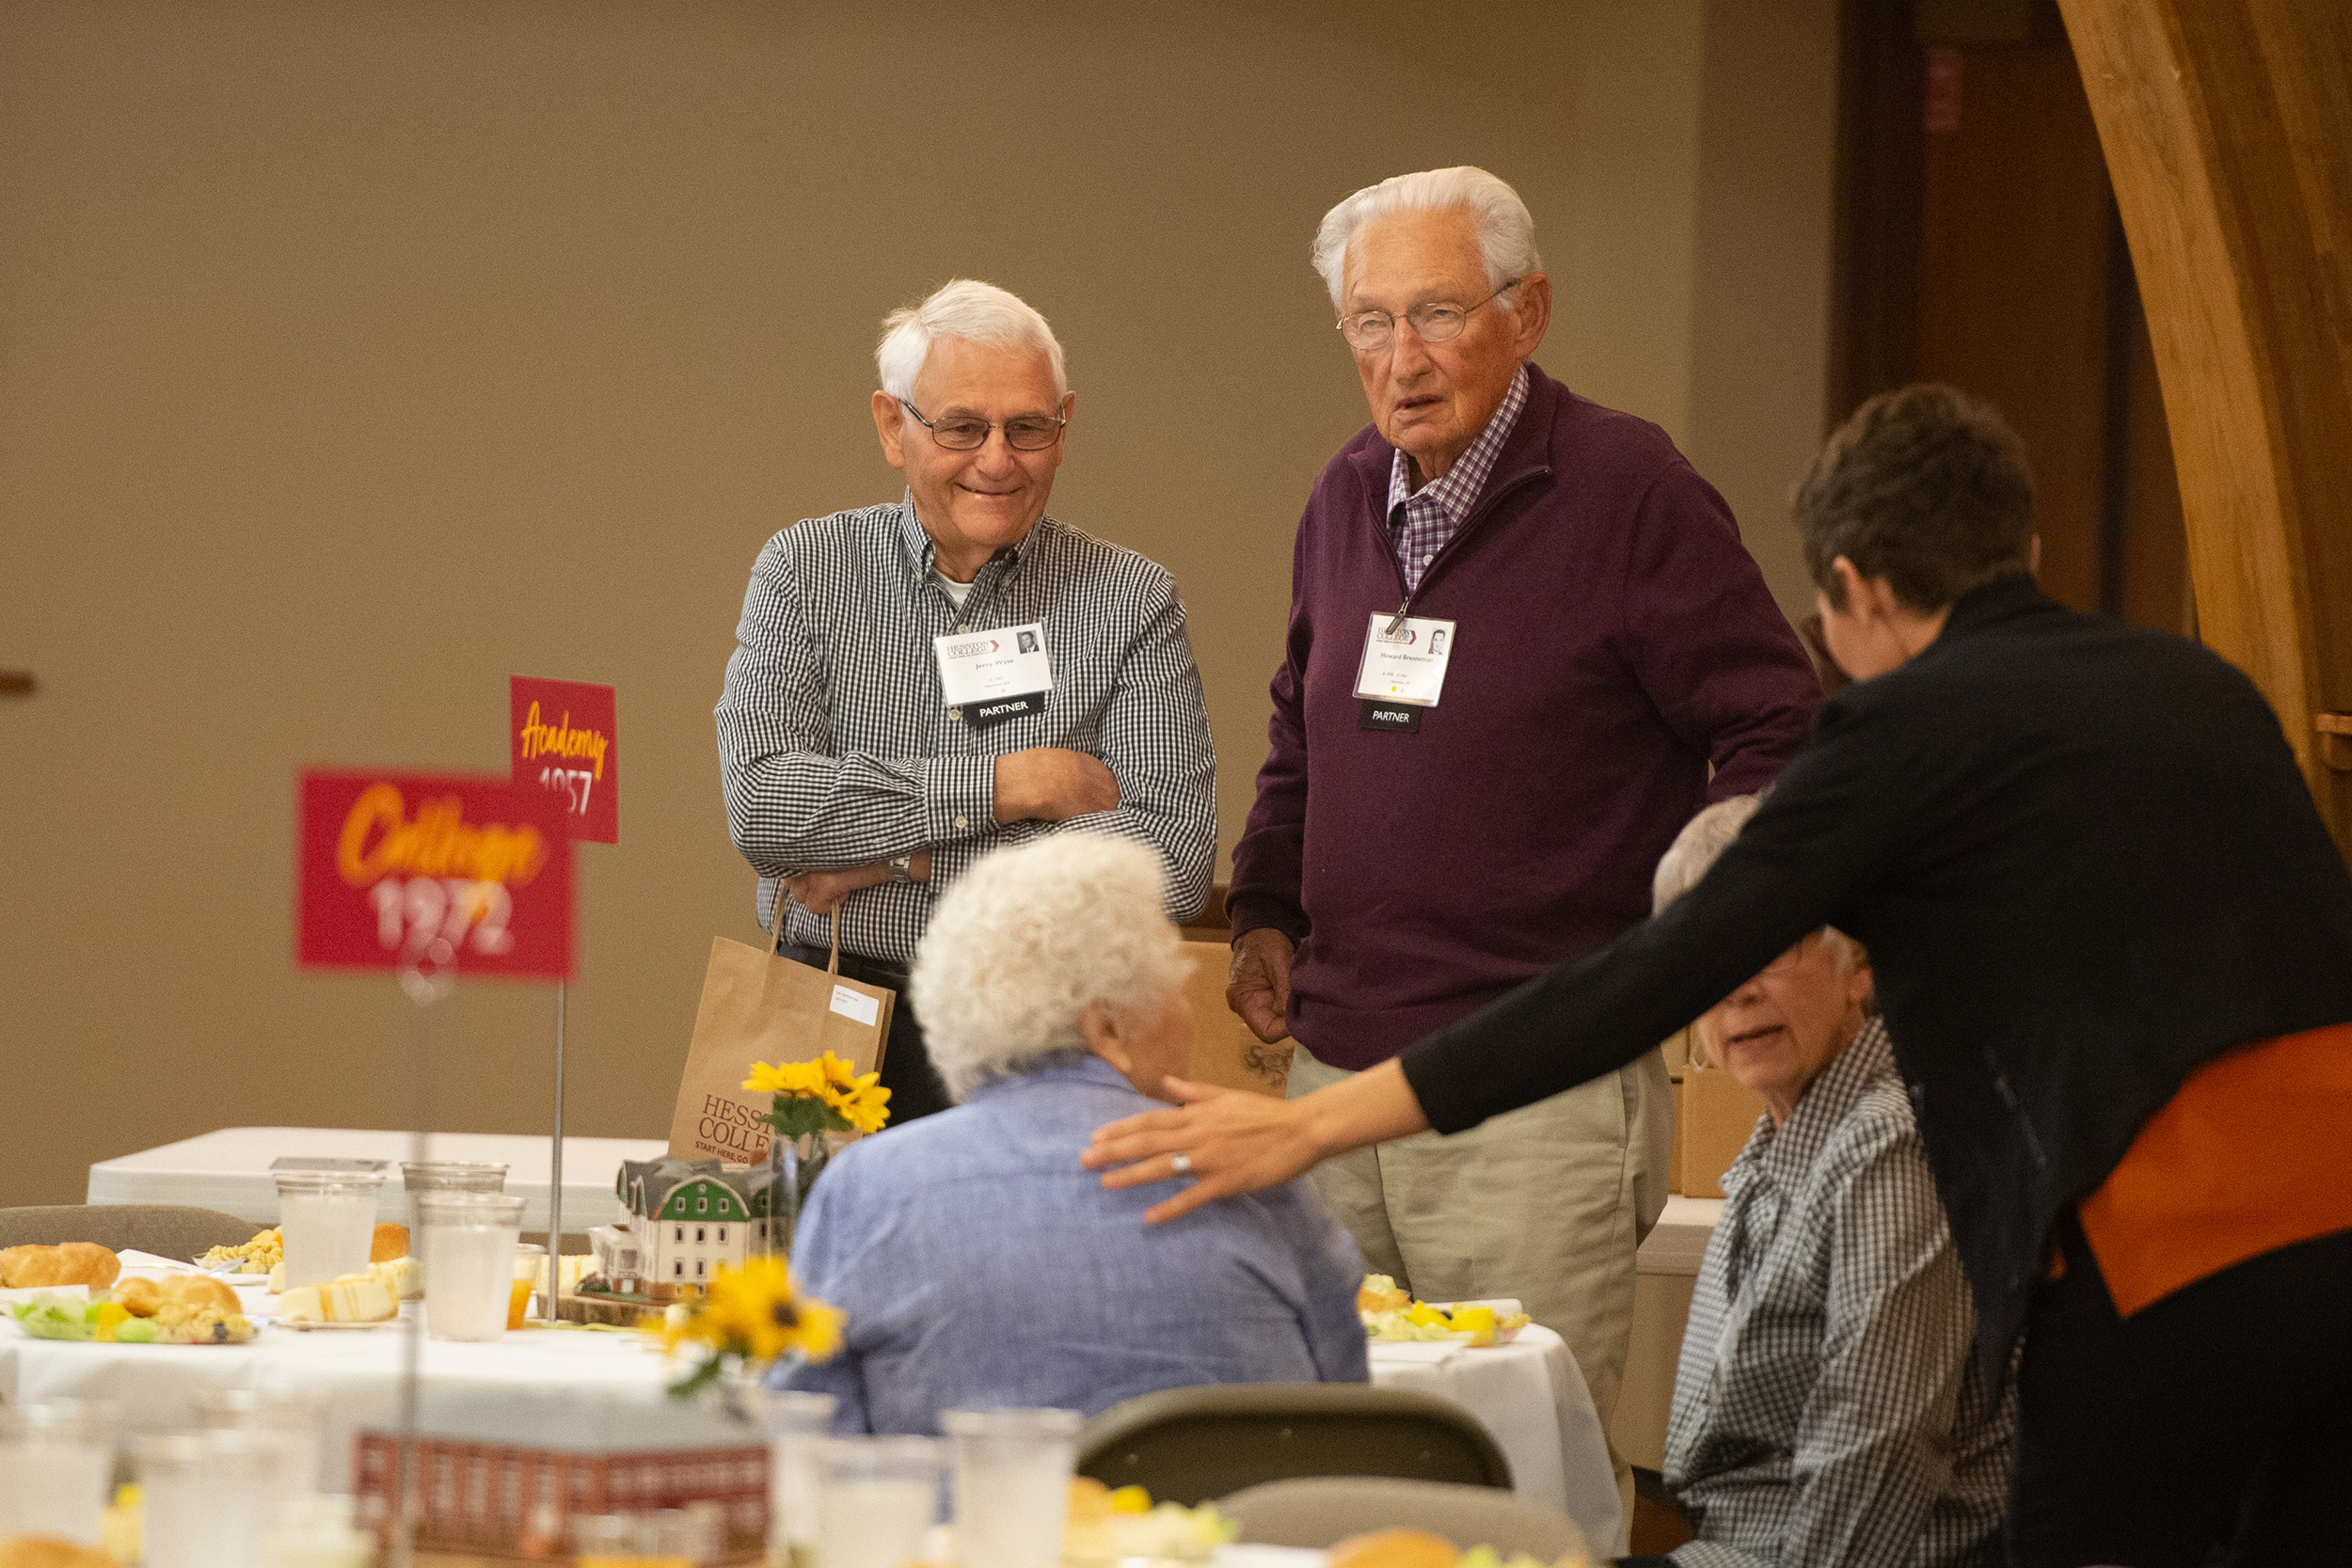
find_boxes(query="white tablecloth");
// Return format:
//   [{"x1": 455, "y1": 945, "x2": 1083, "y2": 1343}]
[
  {"x1": 86, "y1": 1126, "x2": 669, "y2": 1236},
  {"x1": 4, "y1": 1292, "x2": 1619, "y2": 1550},
  {"x1": 1369, "y1": 1325, "x2": 1622, "y2": 1555}
]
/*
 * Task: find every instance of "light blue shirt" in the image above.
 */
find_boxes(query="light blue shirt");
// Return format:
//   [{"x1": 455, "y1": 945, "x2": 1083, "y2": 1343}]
[{"x1": 777, "y1": 1055, "x2": 1369, "y2": 1433}]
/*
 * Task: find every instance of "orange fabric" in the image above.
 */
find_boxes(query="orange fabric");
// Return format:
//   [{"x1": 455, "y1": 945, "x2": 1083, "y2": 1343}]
[{"x1": 2076, "y1": 1021, "x2": 2352, "y2": 1316}]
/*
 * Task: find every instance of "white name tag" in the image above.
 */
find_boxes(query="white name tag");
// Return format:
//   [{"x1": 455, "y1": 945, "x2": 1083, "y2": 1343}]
[
  {"x1": 933, "y1": 621, "x2": 1053, "y2": 709},
  {"x1": 1353, "y1": 612, "x2": 1456, "y2": 707},
  {"x1": 829, "y1": 984, "x2": 881, "y2": 1028}
]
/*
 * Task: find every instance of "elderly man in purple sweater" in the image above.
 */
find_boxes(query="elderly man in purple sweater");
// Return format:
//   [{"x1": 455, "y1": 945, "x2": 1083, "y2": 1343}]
[{"x1": 1224, "y1": 166, "x2": 1820, "y2": 1501}]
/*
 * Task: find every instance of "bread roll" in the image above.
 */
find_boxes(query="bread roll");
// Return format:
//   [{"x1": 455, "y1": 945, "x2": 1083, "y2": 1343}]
[
  {"x1": 0, "y1": 1243, "x2": 119, "y2": 1290},
  {"x1": 156, "y1": 1275, "x2": 240, "y2": 1323},
  {"x1": 371, "y1": 1222, "x2": 410, "y2": 1262},
  {"x1": 1328, "y1": 1528, "x2": 1459, "y2": 1568},
  {"x1": 0, "y1": 1536, "x2": 119, "y2": 1568},
  {"x1": 112, "y1": 1277, "x2": 163, "y2": 1318}
]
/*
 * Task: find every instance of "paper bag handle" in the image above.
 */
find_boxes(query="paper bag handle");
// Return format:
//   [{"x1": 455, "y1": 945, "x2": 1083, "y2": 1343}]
[{"x1": 768, "y1": 882, "x2": 845, "y2": 976}]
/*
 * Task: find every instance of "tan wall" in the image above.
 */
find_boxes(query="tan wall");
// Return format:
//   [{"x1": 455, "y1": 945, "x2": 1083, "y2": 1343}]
[{"x1": 0, "y1": 0, "x2": 1837, "y2": 1206}]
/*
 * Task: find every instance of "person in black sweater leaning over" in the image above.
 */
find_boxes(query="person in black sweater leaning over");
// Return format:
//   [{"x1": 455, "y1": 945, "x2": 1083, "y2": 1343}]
[{"x1": 1089, "y1": 385, "x2": 2352, "y2": 1568}]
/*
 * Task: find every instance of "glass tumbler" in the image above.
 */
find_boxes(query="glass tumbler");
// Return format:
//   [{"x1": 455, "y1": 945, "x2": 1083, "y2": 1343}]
[
  {"x1": 815, "y1": 1436, "x2": 943, "y2": 1568},
  {"x1": 140, "y1": 1430, "x2": 284, "y2": 1568},
  {"x1": 276, "y1": 1170, "x2": 387, "y2": 1288},
  {"x1": 760, "y1": 1389, "x2": 836, "y2": 1568},
  {"x1": 418, "y1": 1190, "x2": 526, "y2": 1340},
  {"x1": 0, "y1": 1398, "x2": 117, "y2": 1544},
  {"x1": 194, "y1": 1386, "x2": 325, "y2": 1497},
  {"x1": 400, "y1": 1159, "x2": 509, "y2": 1195},
  {"x1": 940, "y1": 1409, "x2": 1083, "y2": 1568}
]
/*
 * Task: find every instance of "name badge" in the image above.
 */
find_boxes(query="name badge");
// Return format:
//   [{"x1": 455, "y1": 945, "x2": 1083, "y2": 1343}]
[
  {"x1": 933, "y1": 621, "x2": 1053, "y2": 728},
  {"x1": 1353, "y1": 612, "x2": 1456, "y2": 709}
]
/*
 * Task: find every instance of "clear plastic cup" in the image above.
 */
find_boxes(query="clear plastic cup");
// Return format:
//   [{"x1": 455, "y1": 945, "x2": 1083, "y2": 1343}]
[
  {"x1": 418, "y1": 1190, "x2": 526, "y2": 1340},
  {"x1": 761, "y1": 1390, "x2": 836, "y2": 1568},
  {"x1": 400, "y1": 1159, "x2": 510, "y2": 1194},
  {"x1": 510, "y1": 1242, "x2": 548, "y2": 1328},
  {"x1": 276, "y1": 1170, "x2": 387, "y2": 1288},
  {"x1": 194, "y1": 1386, "x2": 326, "y2": 1497},
  {"x1": 140, "y1": 1430, "x2": 287, "y2": 1568},
  {"x1": 816, "y1": 1436, "x2": 943, "y2": 1568},
  {"x1": 940, "y1": 1409, "x2": 1083, "y2": 1568},
  {"x1": 0, "y1": 1399, "x2": 117, "y2": 1544}
]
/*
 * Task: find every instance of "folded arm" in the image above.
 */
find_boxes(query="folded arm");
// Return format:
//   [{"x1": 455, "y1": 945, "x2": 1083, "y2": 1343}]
[
  {"x1": 716, "y1": 533, "x2": 995, "y2": 874},
  {"x1": 1029, "y1": 574, "x2": 1218, "y2": 923}
]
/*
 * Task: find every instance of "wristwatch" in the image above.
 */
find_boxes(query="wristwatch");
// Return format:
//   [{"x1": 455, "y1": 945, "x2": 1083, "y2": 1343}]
[{"x1": 886, "y1": 854, "x2": 915, "y2": 884}]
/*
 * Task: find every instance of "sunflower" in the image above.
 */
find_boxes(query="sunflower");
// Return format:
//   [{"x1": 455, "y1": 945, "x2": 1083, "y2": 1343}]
[
  {"x1": 660, "y1": 1258, "x2": 844, "y2": 1399},
  {"x1": 819, "y1": 1071, "x2": 893, "y2": 1136},
  {"x1": 743, "y1": 1059, "x2": 828, "y2": 1098}
]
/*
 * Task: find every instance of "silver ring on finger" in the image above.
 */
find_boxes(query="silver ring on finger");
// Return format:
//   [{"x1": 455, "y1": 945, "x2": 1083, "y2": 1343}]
[{"x1": 1169, "y1": 1152, "x2": 1194, "y2": 1177}]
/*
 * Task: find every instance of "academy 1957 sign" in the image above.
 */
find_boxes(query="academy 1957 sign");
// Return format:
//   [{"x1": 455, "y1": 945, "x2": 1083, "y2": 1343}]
[
  {"x1": 510, "y1": 675, "x2": 618, "y2": 845},
  {"x1": 296, "y1": 770, "x2": 574, "y2": 980}
]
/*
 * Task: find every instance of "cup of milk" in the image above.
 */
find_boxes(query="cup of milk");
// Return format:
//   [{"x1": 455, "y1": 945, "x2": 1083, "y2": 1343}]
[
  {"x1": 275, "y1": 1170, "x2": 387, "y2": 1289},
  {"x1": 416, "y1": 1191, "x2": 527, "y2": 1341}
]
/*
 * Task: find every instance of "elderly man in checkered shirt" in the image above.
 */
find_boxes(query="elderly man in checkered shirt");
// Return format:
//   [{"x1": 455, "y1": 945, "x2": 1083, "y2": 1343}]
[
  {"x1": 716, "y1": 278, "x2": 1216, "y2": 1124},
  {"x1": 1626, "y1": 797, "x2": 2015, "y2": 1568}
]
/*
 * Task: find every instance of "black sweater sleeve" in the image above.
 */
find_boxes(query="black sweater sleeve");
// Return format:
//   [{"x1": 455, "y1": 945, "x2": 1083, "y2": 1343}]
[{"x1": 1402, "y1": 691, "x2": 1901, "y2": 1133}]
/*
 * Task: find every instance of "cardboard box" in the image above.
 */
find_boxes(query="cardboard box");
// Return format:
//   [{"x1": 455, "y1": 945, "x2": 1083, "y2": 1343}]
[
  {"x1": 1678, "y1": 1066, "x2": 1768, "y2": 1198},
  {"x1": 1180, "y1": 941, "x2": 1288, "y2": 1097}
]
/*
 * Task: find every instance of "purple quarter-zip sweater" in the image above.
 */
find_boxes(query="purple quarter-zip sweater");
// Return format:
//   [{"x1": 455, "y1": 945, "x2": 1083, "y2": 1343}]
[{"x1": 1228, "y1": 362, "x2": 1821, "y2": 1070}]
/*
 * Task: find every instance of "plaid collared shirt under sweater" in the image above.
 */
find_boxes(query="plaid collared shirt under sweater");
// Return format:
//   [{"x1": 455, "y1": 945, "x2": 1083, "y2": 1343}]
[
  {"x1": 715, "y1": 496, "x2": 1216, "y2": 963},
  {"x1": 1385, "y1": 364, "x2": 1528, "y2": 591},
  {"x1": 1665, "y1": 1020, "x2": 2017, "y2": 1568}
]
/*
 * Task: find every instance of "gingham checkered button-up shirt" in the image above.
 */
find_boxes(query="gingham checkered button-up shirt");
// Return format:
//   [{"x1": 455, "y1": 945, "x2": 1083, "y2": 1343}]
[
  {"x1": 715, "y1": 496, "x2": 1216, "y2": 963},
  {"x1": 1665, "y1": 1020, "x2": 2017, "y2": 1568},
  {"x1": 1385, "y1": 363, "x2": 1529, "y2": 594}
]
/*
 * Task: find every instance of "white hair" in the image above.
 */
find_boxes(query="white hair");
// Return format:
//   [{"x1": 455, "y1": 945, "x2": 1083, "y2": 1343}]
[
  {"x1": 875, "y1": 278, "x2": 1068, "y2": 404},
  {"x1": 1654, "y1": 796, "x2": 1867, "y2": 1068},
  {"x1": 910, "y1": 834, "x2": 1187, "y2": 1101},
  {"x1": 1655, "y1": 795, "x2": 1865, "y2": 970},
  {"x1": 1311, "y1": 166, "x2": 1545, "y2": 310}
]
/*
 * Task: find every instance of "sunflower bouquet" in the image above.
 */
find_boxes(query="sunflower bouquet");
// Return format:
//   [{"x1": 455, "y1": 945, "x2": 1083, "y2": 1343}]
[
  {"x1": 658, "y1": 1255, "x2": 843, "y2": 1400},
  {"x1": 744, "y1": 1050, "x2": 892, "y2": 1141},
  {"x1": 742, "y1": 1050, "x2": 891, "y2": 1259}
]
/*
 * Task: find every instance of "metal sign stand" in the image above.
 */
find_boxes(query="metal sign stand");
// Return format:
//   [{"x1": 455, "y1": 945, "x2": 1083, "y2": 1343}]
[
  {"x1": 543, "y1": 978, "x2": 565, "y2": 1320},
  {"x1": 392, "y1": 964, "x2": 453, "y2": 1568}
]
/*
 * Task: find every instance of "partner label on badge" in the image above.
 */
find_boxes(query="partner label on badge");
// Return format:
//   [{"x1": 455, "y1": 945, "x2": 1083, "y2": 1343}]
[
  {"x1": 510, "y1": 675, "x2": 618, "y2": 844},
  {"x1": 1353, "y1": 612, "x2": 1457, "y2": 707},
  {"x1": 297, "y1": 769, "x2": 574, "y2": 980},
  {"x1": 933, "y1": 622, "x2": 1052, "y2": 713}
]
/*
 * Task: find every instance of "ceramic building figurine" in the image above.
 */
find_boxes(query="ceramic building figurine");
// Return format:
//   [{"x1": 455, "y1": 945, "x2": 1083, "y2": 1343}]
[{"x1": 585, "y1": 1157, "x2": 778, "y2": 1302}]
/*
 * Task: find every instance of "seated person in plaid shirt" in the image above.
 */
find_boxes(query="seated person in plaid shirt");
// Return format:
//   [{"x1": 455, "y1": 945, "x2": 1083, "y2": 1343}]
[
  {"x1": 715, "y1": 280, "x2": 1216, "y2": 1123},
  {"x1": 1629, "y1": 797, "x2": 2016, "y2": 1568}
]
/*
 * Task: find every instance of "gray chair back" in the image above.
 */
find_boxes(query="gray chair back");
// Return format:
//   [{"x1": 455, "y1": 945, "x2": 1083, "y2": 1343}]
[
  {"x1": 0, "y1": 1204, "x2": 263, "y2": 1260},
  {"x1": 1220, "y1": 1475, "x2": 1587, "y2": 1559},
  {"x1": 1076, "y1": 1384, "x2": 1511, "y2": 1506}
]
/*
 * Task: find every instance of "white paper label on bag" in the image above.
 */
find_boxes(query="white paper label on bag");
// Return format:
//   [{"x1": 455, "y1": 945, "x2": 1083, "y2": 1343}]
[
  {"x1": 1353, "y1": 612, "x2": 1457, "y2": 707},
  {"x1": 829, "y1": 985, "x2": 881, "y2": 1027},
  {"x1": 933, "y1": 622, "x2": 1053, "y2": 709}
]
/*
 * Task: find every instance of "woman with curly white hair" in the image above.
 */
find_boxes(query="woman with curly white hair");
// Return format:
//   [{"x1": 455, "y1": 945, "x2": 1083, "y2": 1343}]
[{"x1": 774, "y1": 833, "x2": 1368, "y2": 1433}]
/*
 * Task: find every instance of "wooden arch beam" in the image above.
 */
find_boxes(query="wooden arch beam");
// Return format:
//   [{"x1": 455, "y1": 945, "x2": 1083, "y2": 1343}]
[{"x1": 2058, "y1": 0, "x2": 2352, "y2": 862}]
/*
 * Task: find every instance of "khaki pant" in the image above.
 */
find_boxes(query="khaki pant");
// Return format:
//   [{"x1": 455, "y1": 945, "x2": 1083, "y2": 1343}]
[{"x1": 1290, "y1": 1045, "x2": 1674, "y2": 1513}]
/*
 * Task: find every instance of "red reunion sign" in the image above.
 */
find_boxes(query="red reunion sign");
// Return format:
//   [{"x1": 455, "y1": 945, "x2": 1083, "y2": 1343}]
[
  {"x1": 297, "y1": 770, "x2": 575, "y2": 980},
  {"x1": 510, "y1": 676, "x2": 618, "y2": 845}
]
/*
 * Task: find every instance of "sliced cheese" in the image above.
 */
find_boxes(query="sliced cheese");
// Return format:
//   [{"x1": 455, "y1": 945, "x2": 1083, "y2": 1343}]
[
  {"x1": 369, "y1": 1256, "x2": 423, "y2": 1300},
  {"x1": 278, "y1": 1274, "x2": 397, "y2": 1323}
]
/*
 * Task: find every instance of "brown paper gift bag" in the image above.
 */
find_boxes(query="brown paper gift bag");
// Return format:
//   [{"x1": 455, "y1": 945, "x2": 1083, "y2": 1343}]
[{"x1": 667, "y1": 904, "x2": 898, "y2": 1164}]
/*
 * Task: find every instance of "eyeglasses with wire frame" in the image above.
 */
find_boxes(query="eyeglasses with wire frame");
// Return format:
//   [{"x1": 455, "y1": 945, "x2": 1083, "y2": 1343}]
[
  {"x1": 898, "y1": 398, "x2": 1067, "y2": 452},
  {"x1": 1337, "y1": 279, "x2": 1523, "y2": 352}
]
